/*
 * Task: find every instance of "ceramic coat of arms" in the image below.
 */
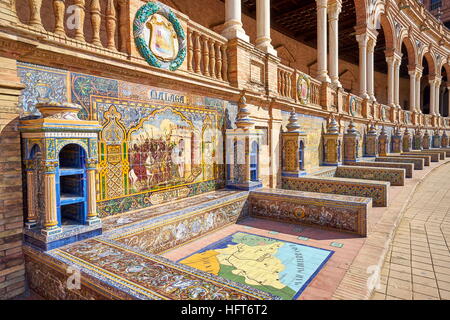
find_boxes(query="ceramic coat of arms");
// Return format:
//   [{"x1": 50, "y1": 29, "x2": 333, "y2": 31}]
[
  {"x1": 297, "y1": 74, "x2": 311, "y2": 105},
  {"x1": 134, "y1": 2, "x2": 187, "y2": 71}
]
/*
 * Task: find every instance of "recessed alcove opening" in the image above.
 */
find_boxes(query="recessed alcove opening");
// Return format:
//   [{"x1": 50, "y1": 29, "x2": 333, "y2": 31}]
[{"x1": 58, "y1": 144, "x2": 87, "y2": 225}]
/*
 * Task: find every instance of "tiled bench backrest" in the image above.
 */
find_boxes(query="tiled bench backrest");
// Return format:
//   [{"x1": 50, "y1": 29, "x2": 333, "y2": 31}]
[
  {"x1": 387, "y1": 155, "x2": 431, "y2": 166},
  {"x1": 335, "y1": 165, "x2": 405, "y2": 186},
  {"x1": 402, "y1": 152, "x2": 439, "y2": 162},
  {"x1": 344, "y1": 161, "x2": 413, "y2": 178},
  {"x1": 282, "y1": 176, "x2": 389, "y2": 207},
  {"x1": 375, "y1": 157, "x2": 424, "y2": 170},
  {"x1": 249, "y1": 188, "x2": 370, "y2": 236}
]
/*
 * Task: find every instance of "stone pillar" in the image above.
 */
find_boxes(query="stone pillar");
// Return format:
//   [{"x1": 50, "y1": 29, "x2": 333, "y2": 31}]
[
  {"x1": 403, "y1": 128, "x2": 412, "y2": 152},
  {"x1": 367, "y1": 37, "x2": 376, "y2": 101},
  {"x1": 282, "y1": 109, "x2": 307, "y2": 176},
  {"x1": 255, "y1": 0, "x2": 276, "y2": 55},
  {"x1": 394, "y1": 56, "x2": 401, "y2": 108},
  {"x1": 386, "y1": 56, "x2": 396, "y2": 107},
  {"x1": 365, "y1": 122, "x2": 378, "y2": 157},
  {"x1": 408, "y1": 68, "x2": 417, "y2": 112},
  {"x1": 378, "y1": 126, "x2": 389, "y2": 156},
  {"x1": 429, "y1": 78, "x2": 437, "y2": 115},
  {"x1": 415, "y1": 70, "x2": 423, "y2": 113},
  {"x1": 343, "y1": 121, "x2": 360, "y2": 162},
  {"x1": 435, "y1": 77, "x2": 441, "y2": 116},
  {"x1": 316, "y1": 0, "x2": 331, "y2": 83},
  {"x1": 328, "y1": 0, "x2": 342, "y2": 88},
  {"x1": 356, "y1": 34, "x2": 369, "y2": 99},
  {"x1": 222, "y1": 0, "x2": 249, "y2": 41}
]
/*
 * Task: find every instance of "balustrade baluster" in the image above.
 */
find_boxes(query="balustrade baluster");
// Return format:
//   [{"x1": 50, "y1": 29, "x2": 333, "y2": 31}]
[
  {"x1": 90, "y1": 0, "x2": 102, "y2": 46},
  {"x1": 215, "y1": 43, "x2": 223, "y2": 81},
  {"x1": 222, "y1": 45, "x2": 228, "y2": 82},
  {"x1": 187, "y1": 30, "x2": 194, "y2": 72},
  {"x1": 209, "y1": 40, "x2": 216, "y2": 79},
  {"x1": 53, "y1": 0, "x2": 65, "y2": 36},
  {"x1": 194, "y1": 33, "x2": 201, "y2": 74},
  {"x1": 202, "y1": 37, "x2": 210, "y2": 77},
  {"x1": 29, "y1": 0, "x2": 44, "y2": 30},
  {"x1": 74, "y1": 0, "x2": 85, "y2": 42},
  {"x1": 106, "y1": 0, "x2": 117, "y2": 50},
  {"x1": 118, "y1": 0, "x2": 128, "y2": 53}
]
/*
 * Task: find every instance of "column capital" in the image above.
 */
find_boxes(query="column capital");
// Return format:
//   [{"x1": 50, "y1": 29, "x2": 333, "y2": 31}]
[
  {"x1": 355, "y1": 33, "x2": 368, "y2": 47},
  {"x1": 327, "y1": 0, "x2": 342, "y2": 19}
]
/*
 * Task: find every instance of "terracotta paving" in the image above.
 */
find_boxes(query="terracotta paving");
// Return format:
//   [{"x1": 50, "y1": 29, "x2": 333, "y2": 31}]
[{"x1": 371, "y1": 162, "x2": 450, "y2": 300}]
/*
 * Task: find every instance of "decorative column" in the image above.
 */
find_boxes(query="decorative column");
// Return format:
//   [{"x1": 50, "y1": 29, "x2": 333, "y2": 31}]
[
  {"x1": 386, "y1": 55, "x2": 396, "y2": 107},
  {"x1": 391, "y1": 126, "x2": 402, "y2": 153},
  {"x1": 378, "y1": 126, "x2": 389, "y2": 156},
  {"x1": 316, "y1": 0, "x2": 331, "y2": 83},
  {"x1": 429, "y1": 78, "x2": 437, "y2": 115},
  {"x1": 86, "y1": 159, "x2": 100, "y2": 225},
  {"x1": 328, "y1": 0, "x2": 342, "y2": 88},
  {"x1": 403, "y1": 127, "x2": 412, "y2": 152},
  {"x1": 343, "y1": 120, "x2": 360, "y2": 162},
  {"x1": 282, "y1": 109, "x2": 307, "y2": 176},
  {"x1": 222, "y1": 0, "x2": 249, "y2": 41},
  {"x1": 441, "y1": 131, "x2": 449, "y2": 148},
  {"x1": 323, "y1": 114, "x2": 342, "y2": 165},
  {"x1": 435, "y1": 77, "x2": 442, "y2": 116},
  {"x1": 367, "y1": 37, "x2": 376, "y2": 101},
  {"x1": 413, "y1": 128, "x2": 423, "y2": 150},
  {"x1": 415, "y1": 69, "x2": 423, "y2": 113},
  {"x1": 255, "y1": 0, "x2": 277, "y2": 55},
  {"x1": 42, "y1": 161, "x2": 60, "y2": 235},
  {"x1": 25, "y1": 161, "x2": 38, "y2": 229},
  {"x1": 394, "y1": 56, "x2": 401, "y2": 108},
  {"x1": 356, "y1": 34, "x2": 369, "y2": 99},
  {"x1": 423, "y1": 130, "x2": 431, "y2": 149},
  {"x1": 365, "y1": 122, "x2": 378, "y2": 157},
  {"x1": 408, "y1": 67, "x2": 417, "y2": 112}
]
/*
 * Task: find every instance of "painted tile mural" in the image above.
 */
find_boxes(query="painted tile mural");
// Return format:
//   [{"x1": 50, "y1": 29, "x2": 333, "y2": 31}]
[
  {"x1": 17, "y1": 62, "x2": 69, "y2": 117},
  {"x1": 17, "y1": 62, "x2": 233, "y2": 217}
]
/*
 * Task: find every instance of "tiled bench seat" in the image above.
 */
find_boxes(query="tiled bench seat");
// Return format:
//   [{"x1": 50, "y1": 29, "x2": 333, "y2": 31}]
[
  {"x1": 282, "y1": 176, "x2": 389, "y2": 207},
  {"x1": 335, "y1": 165, "x2": 405, "y2": 186},
  {"x1": 344, "y1": 161, "x2": 413, "y2": 178},
  {"x1": 249, "y1": 188, "x2": 370, "y2": 236},
  {"x1": 388, "y1": 154, "x2": 431, "y2": 166},
  {"x1": 417, "y1": 150, "x2": 446, "y2": 160},
  {"x1": 437, "y1": 148, "x2": 450, "y2": 157},
  {"x1": 375, "y1": 157, "x2": 424, "y2": 170},
  {"x1": 401, "y1": 152, "x2": 439, "y2": 162}
]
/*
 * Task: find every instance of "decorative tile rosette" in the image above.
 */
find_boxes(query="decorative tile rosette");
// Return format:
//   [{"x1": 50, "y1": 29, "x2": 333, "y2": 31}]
[
  {"x1": 297, "y1": 74, "x2": 311, "y2": 105},
  {"x1": 134, "y1": 2, "x2": 187, "y2": 71}
]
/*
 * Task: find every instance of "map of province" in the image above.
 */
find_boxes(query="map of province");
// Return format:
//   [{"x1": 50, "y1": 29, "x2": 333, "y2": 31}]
[{"x1": 179, "y1": 232, "x2": 334, "y2": 300}]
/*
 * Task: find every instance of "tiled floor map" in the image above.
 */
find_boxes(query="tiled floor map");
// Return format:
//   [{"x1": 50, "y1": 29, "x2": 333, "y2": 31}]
[{"x1": 178, "y1": 232, "x2": 334, "y2": 299}]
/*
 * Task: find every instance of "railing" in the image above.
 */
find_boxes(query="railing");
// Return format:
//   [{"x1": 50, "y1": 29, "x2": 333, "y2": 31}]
[
  {"x1": 310, "y1": 78, "x2": 321, "y2": 106},
  {"x1": 15, "y1": 0, "x2": 128, "y2": 53},
  {"x1": 187, "y1": 21, "x2": 229, "y2": 83},
  {"x1": 277, "y1": 65, "x2": 295, "y2": 100}
]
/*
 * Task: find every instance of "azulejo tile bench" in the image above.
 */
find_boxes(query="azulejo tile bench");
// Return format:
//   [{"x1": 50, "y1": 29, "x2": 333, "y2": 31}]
[
  {"x1": 282, "y1": 175, "x2": 389, "y2": 207},
  {"x1": 401, "y1": 152, "x2": 439, "y2": 162},
  {"x1": 438, "y1": 148, "x2": 450, "y2": 157},
  {"x1": 344, "y1": 161, "x2": 413, "y2": 178},
  {"x1": 335, "y1": 165, "x2": 405, "y2": 186},
  {"x1": 375, "y1": 157, "x2": 424, "y2": 170},
  {"x1": 416, "y1": 150, "x2": 446, "y2": 160},
  {"x1": 249, "y1": 188, "x2": 370, "y2": 236},
  {"x1": 388, "y1": 154, "x2": 431, "y2": 166}
]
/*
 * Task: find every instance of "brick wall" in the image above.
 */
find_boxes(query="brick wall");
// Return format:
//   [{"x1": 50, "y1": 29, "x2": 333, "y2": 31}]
[{"x1": 0, "y1": 56, "x2": 25, "y2": 300}]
